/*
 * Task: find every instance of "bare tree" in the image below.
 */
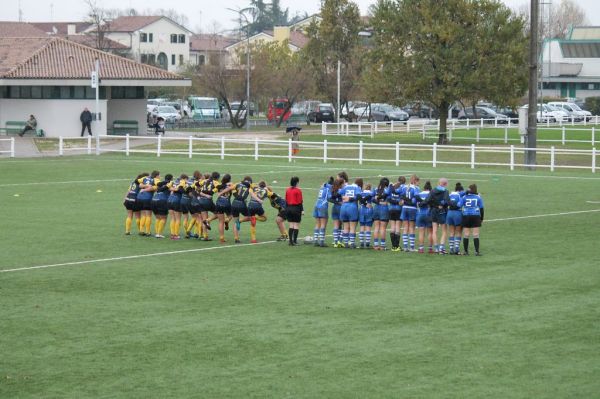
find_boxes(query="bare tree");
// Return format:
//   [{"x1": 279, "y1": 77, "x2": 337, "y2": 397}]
[
  {"x1": 517, "y1": 0, "x2": 588, "y2": 39},
  {"x1": 84, "y1": 0, "x2": 116, "y2": 51}
]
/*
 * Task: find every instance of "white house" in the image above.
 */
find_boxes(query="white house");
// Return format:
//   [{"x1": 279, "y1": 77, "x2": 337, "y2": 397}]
[
  {"x1": 189, "y1": 34, "x2": 235, "y2": 67},
  {"x1": 95, "y1": 16, "x2": 193, "y2": 72},
  {"x1": 540, "y1": 26, "x2": 600, "y2": 99},
  {"x1": 0, "y1": 37, "x2": 190, "y2": 137}
]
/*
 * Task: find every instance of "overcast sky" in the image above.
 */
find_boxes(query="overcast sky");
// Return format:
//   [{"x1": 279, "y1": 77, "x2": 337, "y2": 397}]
[{"x1": 8, "y1": 0, "x2": 600, "y2": 33}]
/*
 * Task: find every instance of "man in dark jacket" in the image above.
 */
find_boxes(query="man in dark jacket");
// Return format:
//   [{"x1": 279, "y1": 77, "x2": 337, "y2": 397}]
[{"x1": 80, "y1": 107, "x2": 93, "y2": 136}]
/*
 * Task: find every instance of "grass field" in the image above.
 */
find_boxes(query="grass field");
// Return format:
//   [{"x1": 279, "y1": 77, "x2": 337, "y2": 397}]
[{"x1": 1, "y1": 154, "x2": 599, "y2": 398}]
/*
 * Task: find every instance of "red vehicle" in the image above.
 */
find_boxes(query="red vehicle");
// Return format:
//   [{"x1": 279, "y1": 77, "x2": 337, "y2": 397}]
[{"x1": 267, "y1": 98, "x2": 292, "y2": 122}]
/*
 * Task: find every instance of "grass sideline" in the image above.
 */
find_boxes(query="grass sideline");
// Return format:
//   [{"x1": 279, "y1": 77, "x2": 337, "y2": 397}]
[{"x1": 1, "y1": 154, "x2": 599, "y2": 398}]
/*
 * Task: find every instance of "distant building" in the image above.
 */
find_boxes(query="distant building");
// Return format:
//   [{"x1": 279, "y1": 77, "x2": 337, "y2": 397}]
[
  {"x1": 541, "y1": 26, "x2": 600, "y2": 99},
  {"x1": 0, "y1": 37, "x2": 190, "y2": 137},
  {"x1": 90, "y1": 16, "x2": 193, "y2": 72},
  {"x1": 190, "y1": 34, "x2": 235, "y2": 67}
]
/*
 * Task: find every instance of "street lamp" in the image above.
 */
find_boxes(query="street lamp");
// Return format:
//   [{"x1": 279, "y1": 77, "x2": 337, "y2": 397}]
[{"x1": 228, "y1": 7, "x2": 256, "y2": 132}]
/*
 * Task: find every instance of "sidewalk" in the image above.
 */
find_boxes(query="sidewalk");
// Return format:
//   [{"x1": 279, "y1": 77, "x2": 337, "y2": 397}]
[{"x1": 0, "y1": 136, "x2": 40, "y2": 158}]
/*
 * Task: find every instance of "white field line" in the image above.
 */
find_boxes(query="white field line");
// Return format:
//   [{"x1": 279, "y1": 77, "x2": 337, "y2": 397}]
[
  {"x1": 586, "y1": 201, "x2": 600, "y2": 204},
  {"x1": 3, "y1": 155, "x2": 600, "y2": 181},
  {"x1": 485, "y1": 209, "x2": 600, "y2": 222},
  {"x1": 2, "y1": 208, "x2": 599, "y2": 274}
]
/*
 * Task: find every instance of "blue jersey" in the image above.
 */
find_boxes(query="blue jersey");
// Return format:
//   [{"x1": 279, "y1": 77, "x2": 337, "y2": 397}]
[
  {"x1": 167, "y1": 178, "x2": 182, "y2": 204},
  {"x1": 153, "y1": 181, "x2": 170, "y2": 202},
  {"x1": 373, "y1": 187, "x2": 388, "y2": 204},
  {"x1": 459, "y1": 193, "x2": 484, "y2": 216},
  {"x1": 415, "y1": 190, "x2": 431, "y2": 216},
  {"x1": 358, "y1": 189, "x2": 375, "y2": 206},
  {"x1": 402, "y1": 184, "x2": 419, "y2": 208},
  {"x1": 386, "y1": 185, "x2": 402, "y2": 209},
  {"x1": 315, "y1": 183, "x2": 332, "y2": 208},
  {"x1": 136, "y1": 176, "x2": 155, "y2": 200},
  {"x1": 448, "y1": 190, "x2": 465, "y2": 210},
  {"x1": 339, "y1": 184, "x2": 362, "y2": 202}
]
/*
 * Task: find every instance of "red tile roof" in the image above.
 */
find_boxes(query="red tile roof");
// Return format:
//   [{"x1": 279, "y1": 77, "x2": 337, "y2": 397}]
[
  {"x1": 31, "y1": 22, "x2": 91, "y2": 35},
  {"x1": 106, "y1": 16, "x2": 162, "y2": 32},
  {"x1": 62, "y1": 34, "x2": 129, "y2": 50},
  {"x1": 190, "y1": 34, "x2": 235, "y2": 52},
  {"x1": 289, "y1": 31, "x2": 309, "y2": 49},
  {"x1": 0, "y1": 22, "x2": 46, "y2": 37},
  {"x1": 0, "y1": 37, "x2": 185, "y2": 81}
]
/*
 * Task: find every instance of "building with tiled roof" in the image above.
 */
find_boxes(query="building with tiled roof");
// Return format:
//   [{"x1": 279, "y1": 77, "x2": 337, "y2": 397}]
[
  {"x1": 0, "y1": 37, "x2": 189, "y2": 137},
  {"x1": 31, "y1": 22, "x2": 91, "y2": 35},
  {"x1": 189, "y1": 34, "x2": 235, "y2": 66},
  {"x1": 0, "y1": 22, "x2": 46, "y2": 37},
  {"x1": 92, "y1": 16, "x2": 193, "y2": 73}
]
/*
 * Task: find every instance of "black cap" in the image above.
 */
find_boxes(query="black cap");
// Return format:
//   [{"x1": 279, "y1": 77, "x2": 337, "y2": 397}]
[{"x1": 286, "y1": 126, "x2": 302, "y2": 133}]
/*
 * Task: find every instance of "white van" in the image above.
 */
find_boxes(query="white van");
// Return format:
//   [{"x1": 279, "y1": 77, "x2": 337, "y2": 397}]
[{"x1": 547, "y1": 102, "x2": 592, "y2": 122}]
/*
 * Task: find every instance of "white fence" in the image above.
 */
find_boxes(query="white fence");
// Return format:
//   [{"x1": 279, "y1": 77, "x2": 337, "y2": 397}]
[
  {"x1": 43, "y1": 135, "x2": 599, "y2": 173},
  {"x1": 0, "y1": 137, "x2": 15, "y2": 157},
  {"x1": 322, "y1": 116, "x2": 600, "y2": 137}
]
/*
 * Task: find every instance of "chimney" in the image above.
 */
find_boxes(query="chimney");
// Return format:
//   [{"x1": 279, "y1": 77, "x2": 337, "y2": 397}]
[
  {"x1": 67, "y1": 24, "x2": 77, "y2": 35},
  {"x1": 274, "y1": 26, "x2": 290, "y2": 43}
]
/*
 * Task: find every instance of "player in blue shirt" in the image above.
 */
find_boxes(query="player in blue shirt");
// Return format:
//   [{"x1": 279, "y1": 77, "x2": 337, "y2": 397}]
[
  {"x1": 358, "y1": 183, "x2": 374, "y2": 248},
  {"x1": 330, "y1": 172, "x2": 348, "y2": 247},
  {"x1": 446, "y1": 182, "x2": 466, "y2": 255},
  {"x1": 372, "y1": 177, "x2": 390, "y2": 250},
  {"x1": 152, "y1": 174, "x2": 173, "y2": 238},
  {"x1": 183, "y1": 171, "x2": 200, "y2": 238},
  {"x1": 339, "y1": 178, "x2": 363, "y2": 248},
  {"x1": 387, "y1": 176, "x2": 405, "y2": 252},
  {"x1": 415, "y1": 180, "x2": 434, "y2": 253},
  {"x1": 459, "y1": 184, "x2": 485, "y2": 256},
  {"x1": 400, "y1": 175, "x2": 420, "y2": 251},
  {"x1": 136, "y1": 170, "x2": 160, "y2": 236},
  {"x1": 313, "y1": 177, "x2": 334, "y2": 246},
  {"x1": 123, "y1": 172, "x2": 147, "y2": 235}
]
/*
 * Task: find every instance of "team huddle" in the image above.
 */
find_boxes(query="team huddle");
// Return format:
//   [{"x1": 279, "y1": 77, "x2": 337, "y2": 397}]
[
  {"x1": 311, "y1": 172, "x2": 485, "y2": 256},
  {"x1": 123, "y1": 170, "x2": 289, "y2": 244},
  {"x1": 122, "y1": 169, "x2": 484, "y2": 255}
]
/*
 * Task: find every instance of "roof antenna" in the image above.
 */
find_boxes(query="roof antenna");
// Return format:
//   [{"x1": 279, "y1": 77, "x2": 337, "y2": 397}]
[{"x1": 18, "y1": 0, "x2": 23, "y2": 22}]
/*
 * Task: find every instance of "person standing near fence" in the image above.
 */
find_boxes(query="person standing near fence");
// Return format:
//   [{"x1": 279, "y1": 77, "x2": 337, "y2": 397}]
[
  {"x1": 287, "y1": 126, "x2": 301, "y2": 156},
  {"x1": 285, "y1": 176, "x2": 303, "y2": 246},
  {"x1": 80, "y1": 107, "x2": 93, "y2": 136}
]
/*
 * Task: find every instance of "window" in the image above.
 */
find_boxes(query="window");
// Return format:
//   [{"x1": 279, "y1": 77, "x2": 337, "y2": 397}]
[
  {"x1": 149, "y1": 33, "x2": 153, "y2": 42},
  {"x1": 148, "y1": 54, "x2": 156, "y2": 64},
  {"x1": 170, "y1": 34, "x2": 177, "y2": 43},
  {"x1": 178, "y1": 34, "x2": 185, "y2": 43},
  {"x1": 111, "y1": 86, "x2": 144, "y2": 99},
  {"x1": 10, "y1": 86, "x2": 20, "y2": 98},
  {"x1": 21, "y1": 86, "x2": 32, "y2": 98},
  {"x1": 140, "y1": 32, "x2": 148, "y2": 42},
  {"x1": 141, "y1": 54, "x2": 148, "y2": 63},
  {"x1": 171, "y1": 54, "x2": 176, "y2": 65},
  {"x1": 31, "y1": 86, "x2": 41, "y2": 99},
  {"x1": 73, "y1": 86, "x2": 85, "y2": 98},
  {"x1": 198, "y1": 55, "x2": 206, "y2": 65},
  {"x1": 179, "y1": 54, "x2": 184, "y2": 65},
  {"x1": 59, "y1": 86, "x2": 70, "y2": 99}
]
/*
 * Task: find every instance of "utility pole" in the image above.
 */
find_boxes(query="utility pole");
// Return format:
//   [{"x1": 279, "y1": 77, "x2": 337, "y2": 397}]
[{"x1": 526, "y1": 0, "x2": 539, "y2": 168}]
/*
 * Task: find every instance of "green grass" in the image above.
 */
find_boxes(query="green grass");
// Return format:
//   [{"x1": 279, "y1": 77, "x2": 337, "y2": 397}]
[{"x1": 1, "y1": 154, "x2": 599, "y2": 398}]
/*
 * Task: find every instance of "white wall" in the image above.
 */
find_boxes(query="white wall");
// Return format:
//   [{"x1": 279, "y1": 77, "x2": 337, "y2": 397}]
[
  {"x1": 0, "y1": 99, "x2": 107, "y2": 137},
  {"x1": 107, "y1": 99, "x2": 147, "y2": 134},
  {"x1": 110, "y1": 18, "x2": 190, "y2": 73}
]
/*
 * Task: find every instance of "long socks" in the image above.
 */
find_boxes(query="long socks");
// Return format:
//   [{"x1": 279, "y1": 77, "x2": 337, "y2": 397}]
[
  {"x1": 365, "y1": 231, "x2": 371, "y2": 247},
  {"x1": 358, "y1": 231, "x2": 364, "y2": 247},
  {"x1": 319, "y1": 228, "x2": 326, "y2": 245},
  {"x1": 250, "y1": 225, "x2": 257, "y2": 242},
  {"x1": 333, "y1": 228, "x2": 340, "y2": 245},
  {"x1": 125, "y1": 216, "x2": 132, "y2": 234},
  {"x1": 144, "y1": 215, "x2": 152, "y2": 234},
  {"x1": 402, "y1": 233, "x2": 408, "y2": 250},
  {"x1": 474, "y1": 236, "x2": 480, "y2": 253},
  {"x1": 409, "y1": 233, "x2": 415, "y2": 250},
  {"x1": 463, "y1": 237, "x2": 469, "y2": 253}
]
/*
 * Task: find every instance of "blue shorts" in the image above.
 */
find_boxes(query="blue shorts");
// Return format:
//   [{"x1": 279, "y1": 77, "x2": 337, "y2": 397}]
[
  {"x1": 312, "y1": 204, "x2": 328, "y2": 219},
  {"x1": 401, "y1": 207, "x2": 417, "y2": 222},
  {"x1": 416, "y1": 213, "x2": 432, "y2": 228},
  {"x1": 340, "y1": 203, "x2": 359, "y2": 222},
  {"x1": 446, "y1": 210, "x2": 462, "y2": 226},
  {"x1": 359, "y1": 206, "x2": 373, "y2": 226},
  {"x1": 331, "y1": 203, "x2": 341, "y2": 221},
  {"x1": 372, "y1": 204, "x2": 389, "y2": 222},
  {"x1": 389, "y1": 206, "x2": 401, "y2": 221}
]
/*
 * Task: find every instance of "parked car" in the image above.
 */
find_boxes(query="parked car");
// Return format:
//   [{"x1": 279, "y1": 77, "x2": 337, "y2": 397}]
[
  {"x1": 307, "y1": 103, "x2": 336, "y2": 123},
  {"x1": 403, "y1": 102, "x2": 439, "y2": 119},
  {"x1": 493, "y1": 106, "x2": 519, "y2": 120},
  {"x1": 370, "y1": 104, "x2": 410, "y2": 122},
  {"x1": 149, "y1": 105, "x2": 181, "y2": 123},
  {"x1": 523, "y1": 104, "x2": 559, "y2": 123},
  {"x1": 225, "y1": 102, "x2": 247, "y2": 120},
  {"x1": 458, "y1": 106, "x2": 509, "y2": 124},
  {"x1": 545, "y1": 104, "x2": 569, "y2": 121},
  {"x1": 547, "y1": 101, "x2": 592, "y2": 121},
  {"x1": 147, "y1": 99, "x2": 164, "y2": 113}
]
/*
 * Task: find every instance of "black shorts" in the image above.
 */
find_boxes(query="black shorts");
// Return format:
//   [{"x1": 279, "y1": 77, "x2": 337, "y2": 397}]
[
  {"x1": 180, "y1": 201, "x2": 191, "y2": 214},
  {"x1": 277, "y1": 209, "x2": 287, "y2": 220},
  {"x1": 199, "y1": 198, "x2": 215, "y2": 213},
  {"x1": 123, "y1": 199, "x2": 140, "y2": 212},
  {"x1": 286, "y1": 205, "x2": 302, "y2": 223},
  {"x1": 431, "y1": 208, "x2": 447, "y2": 224},
  {"x1": 389, "y1": 208, "x2": 401, "y2": 221},
  {"x1": 231, "y1": 200, "x2": 248, "y2": 218},
  {"x1": 139, "y1": 198, "x2": 153, "y2": 211},
  {"x1": 215, "y1": 202, "x2": 231, "y2": 215},
  {"x1": 152, "y1": 200, "x2": 168, "y2": 216},
  {"x1": 168, "y1": 201, "x2": 180, "y2": 212},
  {"x1": 248, "y1": 203, "x2": 265, "y2": 217},
  {"x1": 461, "y1": 215, "x2": 482, "y2": 228}
]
